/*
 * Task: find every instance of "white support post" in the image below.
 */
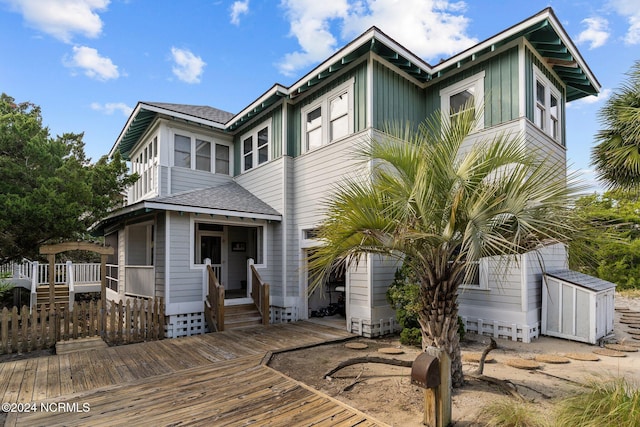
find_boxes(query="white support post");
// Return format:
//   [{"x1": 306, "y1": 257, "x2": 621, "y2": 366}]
[
  {"x1": 67, "y1": 260, "x2": 75, "y2": 308},
  {"x1": 30, "y1": 261, "x2": 38, "y2": 310}
]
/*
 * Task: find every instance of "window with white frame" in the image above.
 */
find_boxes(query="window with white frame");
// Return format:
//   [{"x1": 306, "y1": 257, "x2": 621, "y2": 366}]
[
  {"x1": 130, "y1": 136, "x2": 159, "y2": 201},
  {"x1": 440, "y1": 71, "x2": 485, "y2": 130},
  {"x1": 173, "y1": 132, "x2": 231, "y2": 174},
  {"x1": 301, "y1": 78, "x2": 354, "y2": 153},
  {"x1": 533, "y1": 65, "x2": 562, "y2": 144},
  {"x1": 241, "y1": 121, "x2": 270, "y2": 172}
]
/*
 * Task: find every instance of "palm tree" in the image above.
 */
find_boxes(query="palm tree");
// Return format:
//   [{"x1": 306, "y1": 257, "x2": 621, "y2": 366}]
[
  {"x1": 592, "y1": 60, "x2": 640, "y2": 189},
  {"x1": 308, "y1": 108, "x2": 584, "y2": 387}
]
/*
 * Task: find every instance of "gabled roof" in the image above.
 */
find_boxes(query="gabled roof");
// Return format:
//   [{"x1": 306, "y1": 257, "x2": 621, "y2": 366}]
[
  {"x1": 110, "y1": 7, "x2": 600, "y2": 158},
  {"x1": 546, "y1": 270, "x2": 616, "y2": 292},
  {"x1": 110, "y1": 102, "x2": 235, "y2": 160}
]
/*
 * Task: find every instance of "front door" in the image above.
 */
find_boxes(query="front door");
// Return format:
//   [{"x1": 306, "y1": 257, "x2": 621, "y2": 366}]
[{"x1": 198, "y1": 231, "x2": 225, "y2": 286}]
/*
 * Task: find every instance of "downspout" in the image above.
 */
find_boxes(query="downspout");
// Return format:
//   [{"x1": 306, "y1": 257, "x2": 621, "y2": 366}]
[{"x1": 281, "y1": 101, "x2": 289, "y2": 306}]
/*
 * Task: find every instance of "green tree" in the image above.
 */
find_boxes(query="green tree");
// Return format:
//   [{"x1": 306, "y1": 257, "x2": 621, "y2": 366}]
[
  {"x1": 0, "y1": 94, "x2": 137, "y2": 264},
  {"x1": 308, "y1": 109, "x2": 583, "y2": 387},
  {"x1": 592, "y1": 60, "x2": 640, "y2": 189},
  {"x1": 569, "y1": 189, "x2": 640, "y2": 289}
]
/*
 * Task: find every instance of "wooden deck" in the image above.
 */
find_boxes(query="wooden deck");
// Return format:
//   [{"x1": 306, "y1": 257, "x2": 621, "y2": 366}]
[{"x1": 1, "y1": 321, "x2": 387, "y2": 426}]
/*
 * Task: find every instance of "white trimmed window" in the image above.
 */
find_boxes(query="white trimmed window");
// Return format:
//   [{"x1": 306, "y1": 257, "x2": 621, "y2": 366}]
[
  {"x1": 533, "y1": 65, "x2": 562, "y2": 144},
  {"x1": 172, "y1": 132, "x2": 231, "y2": 174},
  {"x1": 301, "y1": 78, "x2": 354, "y2": 153},
  {"x1": 241, "y1": 121, "x2": 270, "y2": 172},
  {"x1": 440, "y1": 71, "x2": 485, "y2": 131},
  {"x1": 130, "y1": 136, "x2": 159, "y2": 201}
]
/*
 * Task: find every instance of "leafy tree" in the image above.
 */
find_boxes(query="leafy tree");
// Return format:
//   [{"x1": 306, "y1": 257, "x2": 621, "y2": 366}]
[
  {"x1": 569, "y1": 189, "x2": 640, "y2": 289},
  {"x1": 308, "y1": 108, "x2": 583, "y2": 387},
  {"x1": 592, "y1": 60, "x2": 640, "y2": 189},
  {"x1": 0, "y1": 94, "x2": 137, "y2": 264}
]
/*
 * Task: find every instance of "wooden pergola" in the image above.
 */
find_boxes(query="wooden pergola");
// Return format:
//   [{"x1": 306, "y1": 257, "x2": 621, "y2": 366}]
[{"x1": 39, "y1": 241, "x2": 114, "y2": 309}]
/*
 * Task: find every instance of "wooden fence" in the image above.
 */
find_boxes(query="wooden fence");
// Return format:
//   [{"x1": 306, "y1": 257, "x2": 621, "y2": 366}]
[{"x1": 0, "y1": 297, "x2": 165, "y2": 355}]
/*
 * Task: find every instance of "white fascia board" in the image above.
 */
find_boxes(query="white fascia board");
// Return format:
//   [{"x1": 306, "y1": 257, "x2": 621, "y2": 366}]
[
  {"x1": 143, "y1": 201, "x2": 282, "y2": 222},
  {"x1": 226, "y1": 84, "x2": 289, "y2": 128},
  {"x1": 139, "y1": 103, "x2": 227, "y2": 129},
  {"x1": 431, "y1": 8, "x2": 600, "y2": 93},
  {"x1": 288, "y1": 27, "x2": 432, "y2": 95}
]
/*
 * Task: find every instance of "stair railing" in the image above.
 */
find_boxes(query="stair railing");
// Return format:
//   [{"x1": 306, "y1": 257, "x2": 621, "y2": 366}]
[
  {"x1": 204, "y1": 259, "x2": 224, "y2": 332},
  {"x1": 248, "y1": 259, "x2": 270, "y2": 326}
]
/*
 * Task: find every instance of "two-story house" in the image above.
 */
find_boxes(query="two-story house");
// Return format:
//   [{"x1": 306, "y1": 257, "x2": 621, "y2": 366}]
[{"x1": 96, "y1": 8, "x2": 601, "y2": 340}]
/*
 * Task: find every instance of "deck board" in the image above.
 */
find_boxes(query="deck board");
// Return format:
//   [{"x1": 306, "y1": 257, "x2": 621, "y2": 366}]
[{"x1": 1, "y1": 321, "x2": 385, "y2": 426}]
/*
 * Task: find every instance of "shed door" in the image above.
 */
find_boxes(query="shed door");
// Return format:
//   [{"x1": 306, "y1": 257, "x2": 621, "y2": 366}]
[{"x1": 596, "y1": 291, "x2": 614, "y2": 337}]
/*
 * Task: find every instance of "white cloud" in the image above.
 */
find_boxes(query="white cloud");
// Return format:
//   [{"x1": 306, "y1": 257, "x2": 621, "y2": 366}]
[
  {"x1": 67, "y1": 45, "x2": 119, "y2": 80},
  {"x1": 575, "y1": 17, "x2": 610, "y2": 49},
  {"x1": 608, "y1": 0, "x2": 640, "y2": 44},
  {"x1": 230, "y1": 0, "x2": 249, "y2": 25},
  {"x1": 170, "y1": 47, "x2": 206, "y2": 84},
  {"x1": 277, "y1": 0, "x2": 477, "y2": 76},
  {"x1": 342, "y1": 0, "x2": 476, "y2": 61},
  {"x1": 4, "y1": 0, "x2": 109, "y2": 43},
  {"x1": 278, "y1": 0, "x2": 350, "y2": 76},
  {"x1": 90, "y1": 102, "x2": 133, "y2": 116},
  {"x1": 568, "y1": 88, "x2": 612, "y2": 108}
]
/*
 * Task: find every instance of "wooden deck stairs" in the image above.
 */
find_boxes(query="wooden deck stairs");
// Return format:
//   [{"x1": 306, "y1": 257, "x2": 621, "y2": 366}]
[
  {"x1": 224, "y1": 303, "x2": 264, "y2": 329},
  {"x1": 35, "y1": 284, "x2": 70, "y2": 308}
]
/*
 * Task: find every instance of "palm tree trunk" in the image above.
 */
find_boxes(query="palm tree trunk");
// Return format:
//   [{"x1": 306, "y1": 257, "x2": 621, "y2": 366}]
[{"x1": 418, "y1": 278, "x2": 464, "y2": 387}]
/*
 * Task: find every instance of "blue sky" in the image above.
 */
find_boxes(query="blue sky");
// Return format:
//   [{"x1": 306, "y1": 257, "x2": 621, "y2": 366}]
[{"x1": 1, "y1": 0, "x2": 638, "y2": 191}]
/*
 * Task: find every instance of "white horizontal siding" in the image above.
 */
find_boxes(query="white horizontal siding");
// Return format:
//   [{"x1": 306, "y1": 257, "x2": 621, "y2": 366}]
[
  {"x1": 371, "y1": 255, "x2": 398, "y2": 307},
  {"x1": 167, "y1": 212, "x2": 203, "y2": 304},
  {"x1": 292, "y1": 132, "x2": 370, "y2": 227},
  {"x1": 170, "y1": 167, "x2": 233, "y2": 194},
  {"x1": 235, "y1": 157, "x2": 284, "y2": 212}
]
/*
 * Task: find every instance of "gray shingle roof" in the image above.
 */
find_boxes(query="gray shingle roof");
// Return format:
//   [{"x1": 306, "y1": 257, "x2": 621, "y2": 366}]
[
  {"x1": 150, "y1": 182, "x2": 281, "y2": 217},
  {"x1": 545, "y1": 269, "x2": 616, "y2": 292},
  {"x1": 144, "y1": 102, "x2": 234, "y2": 124}
]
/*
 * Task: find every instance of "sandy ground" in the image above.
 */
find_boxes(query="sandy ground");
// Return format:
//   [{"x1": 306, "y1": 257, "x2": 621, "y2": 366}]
[{"x1": 269, "y1": 295, "x2": 640, "y2": 426}]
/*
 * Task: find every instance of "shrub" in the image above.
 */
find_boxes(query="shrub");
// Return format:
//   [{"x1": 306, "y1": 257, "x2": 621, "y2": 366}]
[
  {"x1": 554, "y1": 377, "x2": 640, "y2": 427},
  {"x1": 387, "y1": 265, "x2": 465, "y2": 346},
  {"x1": 480, "y1": 399, "x2": 547, "y2": 427}
]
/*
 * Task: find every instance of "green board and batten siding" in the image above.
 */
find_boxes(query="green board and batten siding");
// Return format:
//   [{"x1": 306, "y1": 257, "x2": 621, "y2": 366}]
[
  {"x1": 371, "y1": 60, "x2": 425, "y2": 130},
  {"x1": 424, "y1": 47, "x2": 520, "y2": 128}
]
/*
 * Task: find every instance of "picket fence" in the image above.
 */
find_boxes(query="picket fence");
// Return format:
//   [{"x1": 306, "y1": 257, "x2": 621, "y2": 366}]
[{"x1": 0, "y1": 297, "x2": 164, "y2": 355}]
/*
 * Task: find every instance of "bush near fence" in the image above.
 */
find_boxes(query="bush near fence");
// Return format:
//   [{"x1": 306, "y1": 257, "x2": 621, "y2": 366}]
[{"x1": 0, "y1": 297, "x2": 164, "y2": 355}]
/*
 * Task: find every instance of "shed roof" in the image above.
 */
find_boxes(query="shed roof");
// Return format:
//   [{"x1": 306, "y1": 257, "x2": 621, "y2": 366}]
[
  {"x1": 149, "y1": 182, "x2": 281, "y2": 218},
  {"x1": 545, "y1": 270, "x2": 616, "y2": 292}
]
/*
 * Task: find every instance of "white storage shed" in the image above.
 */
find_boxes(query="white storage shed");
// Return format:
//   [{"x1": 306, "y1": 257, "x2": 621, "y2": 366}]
[{"x1": 541, "y1": 270, "x2": 616, "y2": 344}]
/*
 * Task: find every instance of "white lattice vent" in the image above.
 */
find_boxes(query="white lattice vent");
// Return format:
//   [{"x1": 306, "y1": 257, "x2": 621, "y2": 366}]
[
  {"x1": 349, "y1": 317, "x2": 397, "y2": 338},
  {"x1": 271, "y1": 306, "x2": 298, "y2": 323},
  {"x1": 165, "y1": 312, "x2": 205, "y2": 338},
  {"x1": 461, "y1": 316, "x2": 540, "y2": 343}
]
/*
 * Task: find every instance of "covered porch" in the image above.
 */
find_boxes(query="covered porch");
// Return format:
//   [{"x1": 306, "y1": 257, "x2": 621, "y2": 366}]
[{"x1": 95, "y1": 182, "x2": 282, "y2": 337}]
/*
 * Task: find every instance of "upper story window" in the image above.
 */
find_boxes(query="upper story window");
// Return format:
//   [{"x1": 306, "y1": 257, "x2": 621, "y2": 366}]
[
  {"x1": 533, "y1": 65, "x2": 562, "y2": 144},
  {"x1": 440, "y1": 71, "x2": 485, "y2": 131},
  {"x1": 173, "y1": 131, "x2": 231, "y2": 174},
  {"x1": 301, "y1": 78, "x2": 354, "y2": 153},
  {"x1": 241, "y1": 121, "x2": 270, "y2": 172},
  {"x1": 130, "y1": 136, "x2": 159, "y2": 201}
]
